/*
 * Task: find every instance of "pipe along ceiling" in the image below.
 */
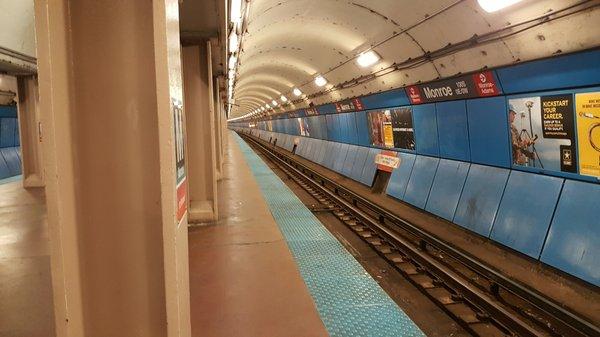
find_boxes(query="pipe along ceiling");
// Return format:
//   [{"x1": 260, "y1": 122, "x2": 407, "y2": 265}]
[{"x1": 227, "y1": 0, "x2": 600, "y2": 119}]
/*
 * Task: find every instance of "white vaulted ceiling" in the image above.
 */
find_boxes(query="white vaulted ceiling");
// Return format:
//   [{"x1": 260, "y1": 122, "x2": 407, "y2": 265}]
[{"x1": 231, "y1": 0, "x2": 600, "y2": 118}]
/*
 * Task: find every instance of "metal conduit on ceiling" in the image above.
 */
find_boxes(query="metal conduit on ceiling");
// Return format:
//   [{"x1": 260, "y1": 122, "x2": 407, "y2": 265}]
[{"x1": 229, "y1": 0, "x2": 600, "y2": 118}]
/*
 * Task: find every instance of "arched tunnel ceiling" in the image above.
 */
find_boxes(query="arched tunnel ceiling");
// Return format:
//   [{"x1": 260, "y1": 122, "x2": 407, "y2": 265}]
[{"x1": 231, "y1": 0, "x2": 600, "y2": 118}]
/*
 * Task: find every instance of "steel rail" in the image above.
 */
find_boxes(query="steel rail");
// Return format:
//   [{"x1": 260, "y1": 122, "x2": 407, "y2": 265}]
[{"x1": 240, "y1": 131, "x2": 600, "y2": 337}]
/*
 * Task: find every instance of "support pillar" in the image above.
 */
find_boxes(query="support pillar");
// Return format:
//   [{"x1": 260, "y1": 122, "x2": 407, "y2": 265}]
[
  {"x1": 34, "y1": 1, "x2": 190, "y2": 337},
  {"x1": 214, "y1": 76, "x2": 225, "y2": 179},
  {"x1": 16, "y1": 75, "x2": 44, "y2": 188},
  {"x1": 182, "y1": 42, "x2": 218, "y2": 223}
]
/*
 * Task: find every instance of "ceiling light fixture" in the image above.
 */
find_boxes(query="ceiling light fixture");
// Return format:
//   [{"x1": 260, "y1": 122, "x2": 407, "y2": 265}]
[
  {"x1": 228, "y1": 55, "x2": 237, "y2": 69},
  {"x1": 280, "y1": 95, "x2": 288, "y2": 102},
  {"x1": 314, "y1": 75, "x2": 327, "y2": 87},
  {"x1": 271, "y1": 100, "x2": 278, "y2": 106},
  {"x1": 356, "y1": 50, "x2": 381, "y2": 67},
  {"x1": 231, "y1": 0, "x2": 242, "y2": 24},
  {"x1": 229, "y1": 33, "x2": 239, "y2": 53},
  {"x1": 477, "y1": 0, "x2": 524, "y2": 12},
  {"x1": 293, "y1": 88, "x2": 302, "y2": 96}
]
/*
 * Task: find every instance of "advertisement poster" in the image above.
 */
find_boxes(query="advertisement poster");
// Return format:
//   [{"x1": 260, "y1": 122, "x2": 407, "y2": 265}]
[
  {"x1": 575, "y1": 92, "x2": 600, "y2": 178},
  {"x1": 367, "y1": 107, "x2": 415, "y2": 150},
  {"x1": 508, "y1": 95, "x2": 576, "y2": 173},
  {"x1": 172, "y1": 99, "x2": 187, "y2": 222},
  {"x1": 297, "y1": 117, "x2": 310, "y2": 136}
]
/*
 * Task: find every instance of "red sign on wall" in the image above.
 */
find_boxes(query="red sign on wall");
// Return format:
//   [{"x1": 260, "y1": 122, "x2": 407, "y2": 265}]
[{"x1": 472, "y1": 71, "x2": 500, "y2": 97}]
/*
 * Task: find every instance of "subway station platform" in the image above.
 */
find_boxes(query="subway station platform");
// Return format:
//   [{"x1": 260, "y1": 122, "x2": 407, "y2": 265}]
[{"x1": 187, "y1": 131, "x2": 425, "y2": 337}]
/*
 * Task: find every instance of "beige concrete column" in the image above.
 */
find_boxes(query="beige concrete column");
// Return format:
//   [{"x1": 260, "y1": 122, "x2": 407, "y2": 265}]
[
  {"x1": 34, "y1": 1, "x2": 190, "y2": 337},
  {"x1": 214, "y1": 76, "x2": 225, "y2": 180},
  {"x1": 16, "y1": 75, "x2": 44, "y2": 188},
  {"x1": 182, "y1": 42, "x2": 218, "y2": 223}
]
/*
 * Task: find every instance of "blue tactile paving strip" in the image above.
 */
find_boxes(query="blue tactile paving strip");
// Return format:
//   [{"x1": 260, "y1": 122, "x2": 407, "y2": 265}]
[{"x1": 235, "y1": 133, "x2": 426, "y2": 337}]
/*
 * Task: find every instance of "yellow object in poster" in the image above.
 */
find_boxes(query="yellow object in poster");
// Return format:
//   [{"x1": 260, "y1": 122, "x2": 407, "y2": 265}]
[
  {"x1": 575, "y1": 92, "x2": 600, "y2": 178},
  {"x1": 383, "y1": 122, "x2": 394, "y2": 148}
]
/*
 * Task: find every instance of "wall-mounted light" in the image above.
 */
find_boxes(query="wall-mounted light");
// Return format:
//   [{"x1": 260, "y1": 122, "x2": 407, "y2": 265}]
[
  {"x1": 280, "y1": 95, "x2": 288, "y2": 102},
  {"x1": 477, "y1": 0, "x2": 524, "y2": 12},
  {"x1": 293, "y1": 88, "x2": 302, "y2": 96},
  {"x1": 231, "y1": 0, "x2": 242, "y2": 24},
  {"x1": 314, "y1": 75, "x2": 327, "y2": 87},
  {"x1": 356, "y1": 50, "x2": 381, "y2": 67}
]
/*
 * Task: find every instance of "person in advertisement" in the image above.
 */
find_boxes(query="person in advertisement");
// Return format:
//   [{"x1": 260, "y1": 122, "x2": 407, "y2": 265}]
[{"x1": 509, "y1": 104, "x2": 536, "y2": 165}]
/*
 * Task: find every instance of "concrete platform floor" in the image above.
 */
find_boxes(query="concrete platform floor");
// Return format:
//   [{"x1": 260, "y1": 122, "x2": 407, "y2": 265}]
[
  {"x1": 188, "y1": 132, "x2": 328, "y2": 337},
  {"x1": 0, "y1": 179, "x2": 55, "y2": 337}
]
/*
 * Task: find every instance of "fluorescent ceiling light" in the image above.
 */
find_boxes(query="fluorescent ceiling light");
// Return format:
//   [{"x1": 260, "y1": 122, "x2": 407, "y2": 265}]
[
  {"x1": 477, "y1": 0, "x2": 524, "y2": 12},
  {"x1": 266, "y1": 103, "x2": 271, "y2": 108},
  {"x1": 261, "y1": 107, "x2": 265, "y2": 111},
  {"x1": 228, "y1": 55, "x2": 237, "y2": 69},
  {"x1": 293, "y1": 88, "x2": 302, "y2": 96},
  {"x1": 229, "y1": 33, "x2": 239, "y2": 53},
  {"x1": 271, "y1": 100, "x2": 278, "y2": 106},
  {"x1": 231, "y1": 0, "x2": 242, "y2": 24},
  {"x1": 314, "y1": 75, "x2": 327, "y2": 87},
  {"x1": 280, "y1": 95, "x2": 288, "y2": 102},
  {"x1": 356, "y1": 50, "x2": 381, "y2": 67}
]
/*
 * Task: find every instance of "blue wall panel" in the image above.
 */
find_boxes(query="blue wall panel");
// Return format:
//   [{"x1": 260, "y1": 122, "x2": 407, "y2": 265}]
[
  {"x1": 0, "y1": 151, "x2": 10, "y2": 179},
  {"x1": 1, "y1": 147, "x2": 21, "y2": 176},
  {"x1": 324, "y1": 142, "x2": 337, "y2": 169},
  {"x1": 334, "y1": 114, "x2": 343, "y2": 142},
  {"x1": 359, "y1": 148, "x2": 379, "y2": 186},
  {"x1": 403, "y1": 156, "x2": 439, "y2": 209},
  {"x1": 497, "y1": 49, "x2": 600, "y2": 94},
  {"x1": 361, "y1": 88, "x2": 410, "y2": 110},
  {"x1": 339, "y1": 113, "x2": 349, "y2": 143},
  {"x1": 346, "y1": 112, "x2": 359, "y2": 145},
  {"x1": 467, "y1": 97, "x2": 511, "y2": 168},
  {"x1": 412, "y1": 104, "x2": 439, "y2": 156},
  {"x1": 491, "y1": 171, "x2": 563, "y2": 258},
  {"x1": 326, "y1": 114, "x2": 335, "y2": 141},
  {"x1": 425, "y1": 159, "x2": 470, "y2": 221},
  {"x1": 319, "y1": 103, "x2": 338, "y2": 115},
  {"x1": 318, "y1": 141, "x2": 329, "y2": 165},
  {"x1": 333, "y1": 144, "x2": 350, "y2": 173},
  {"x1": 342, "y1": 145, "x2": 358, "y2": 177},
  {"x1": 350, "y1": 146, "x2": 370, "y2": 182},
  {"x1": 355, "y1": 111, "x2": 371, "y2": 146},
  {"x1": 0, "y1": 106, "x2": 17, "y2": 118},
  {"x1": 436, "y1": 100, "x2": 470, "y2": 161},
  {"x1": 319, "y1": 115, "x2": 329, "y2": 140},
  {"x1": 1, "y1": 118, "x2": 17, "y2": 147},
  {"x1": 386, "y1": 152, "x2": 417, "y2": 201},
  {"x1": 540, "y1": 180, "x2": 600, "y2": 286},
  {"x1": 454, "y1": 165, "x2": 510, "y2": 237}
]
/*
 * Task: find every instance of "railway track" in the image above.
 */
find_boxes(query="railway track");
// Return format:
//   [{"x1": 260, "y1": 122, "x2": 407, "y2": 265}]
[{"x1": 239, "y1": 131, "x2": 600, "y2": 337}]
